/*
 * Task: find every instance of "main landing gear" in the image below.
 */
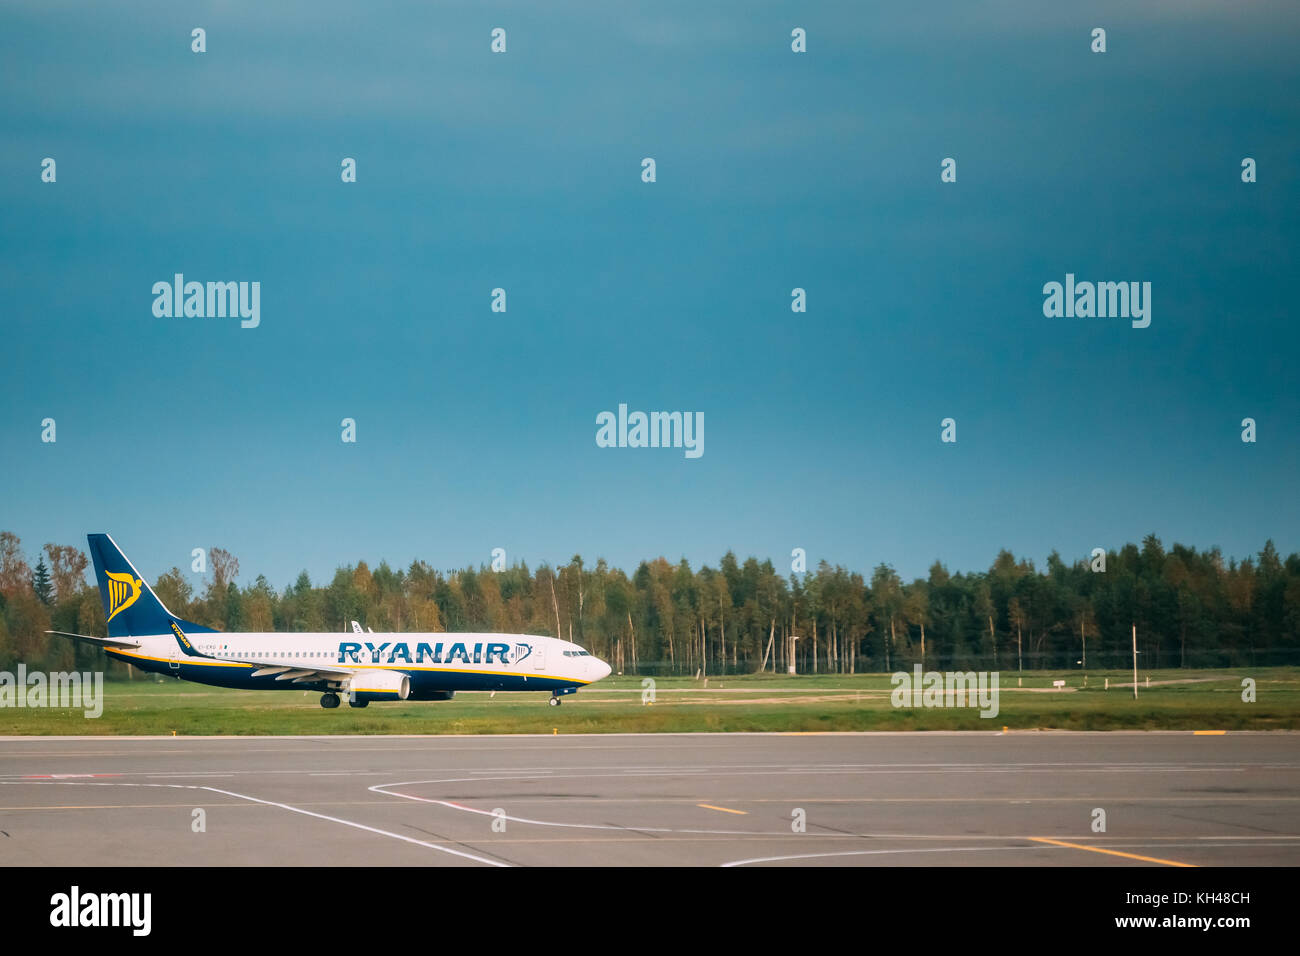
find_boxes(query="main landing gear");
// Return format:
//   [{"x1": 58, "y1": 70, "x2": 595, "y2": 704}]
[{"x1": 321, "y1": 692, "x2": 368, "y2": 709}]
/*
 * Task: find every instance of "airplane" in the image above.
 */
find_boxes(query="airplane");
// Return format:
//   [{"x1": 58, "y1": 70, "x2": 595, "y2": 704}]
[{"x1": 46, "y1": 534, "x2": 612, "y2": 709}]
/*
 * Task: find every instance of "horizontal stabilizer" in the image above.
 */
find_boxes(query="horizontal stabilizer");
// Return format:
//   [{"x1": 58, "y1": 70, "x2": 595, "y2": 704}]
[{"x1": 45, "y1": 630, "x2": 142, "y2": 650}]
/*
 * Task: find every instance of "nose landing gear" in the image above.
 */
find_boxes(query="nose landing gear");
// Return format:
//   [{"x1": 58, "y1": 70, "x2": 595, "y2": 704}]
[{"x1": 548, "y1": 695, "x2": 562, "y2": 706}]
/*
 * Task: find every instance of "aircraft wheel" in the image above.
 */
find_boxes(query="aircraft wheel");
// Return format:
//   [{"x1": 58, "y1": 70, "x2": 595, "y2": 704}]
[
  {"x1": 349, "y1": 698, "x2": 369, "y2": 709},
  {"x1": 548, "y1": 696, "x2": 561, "y2": 706},
  {"x1": 321, "y1": 693, "x2": 340, "y2": 709}
]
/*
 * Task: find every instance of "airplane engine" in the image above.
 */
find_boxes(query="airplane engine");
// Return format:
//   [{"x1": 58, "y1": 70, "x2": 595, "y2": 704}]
[{"x1": 347, "y1": 671, "x2": 410, "y2": 702}]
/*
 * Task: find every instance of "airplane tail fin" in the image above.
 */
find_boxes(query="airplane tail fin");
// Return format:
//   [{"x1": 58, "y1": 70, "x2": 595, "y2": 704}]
[{"x1": 87, "y1": 534, "x2": 215, "y2": 640}]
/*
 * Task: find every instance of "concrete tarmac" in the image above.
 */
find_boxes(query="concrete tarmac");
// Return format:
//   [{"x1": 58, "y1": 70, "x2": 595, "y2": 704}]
[{"x1": 1, "y1": 732, "x2": 1297, "y2": 867}]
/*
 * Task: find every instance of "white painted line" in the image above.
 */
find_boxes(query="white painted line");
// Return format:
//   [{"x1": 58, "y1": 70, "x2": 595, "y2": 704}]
[
  {"x1": 0, "y1": 778, "x2": 508, "y2": 867},
  {"x1": 199, "y1": 785, "x2": 509, "y2": 866},
  {"x1": 372, "y1": 779, "x2": 760, "y2": 835}
]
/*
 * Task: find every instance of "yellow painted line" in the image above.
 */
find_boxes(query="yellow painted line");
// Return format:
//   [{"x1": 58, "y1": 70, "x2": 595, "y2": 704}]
[
  {"x1": 1193, "y1": 730, "x2": 1226, "y2": 735},
  {"x1": 697, "y1": 803, "x2": 747, "y2": 815},
  {"x1": 1028, "y1": 837, "x2": 1196, "y2": 867}
]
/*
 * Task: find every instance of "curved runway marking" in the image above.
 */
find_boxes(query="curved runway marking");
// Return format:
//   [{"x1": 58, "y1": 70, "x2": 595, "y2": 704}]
[{"x1": 723, "y1": 845, "x2": 1056, "y2": 866}]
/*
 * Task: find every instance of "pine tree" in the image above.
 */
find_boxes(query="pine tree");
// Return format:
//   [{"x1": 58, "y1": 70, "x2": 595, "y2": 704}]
[{"x1": 32, "y1": 558, "x2": 53, "y2": 605}]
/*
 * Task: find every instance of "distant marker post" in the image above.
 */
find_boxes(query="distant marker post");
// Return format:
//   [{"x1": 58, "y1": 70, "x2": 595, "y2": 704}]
[{"x1": 1132, "y1": 623, "x2": 1139, "y2": 700}]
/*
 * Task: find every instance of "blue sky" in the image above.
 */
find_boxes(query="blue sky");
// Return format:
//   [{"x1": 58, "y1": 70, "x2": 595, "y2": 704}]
[{"x1": 3, "y1": 1, "x2": 1298, "y2": 589}]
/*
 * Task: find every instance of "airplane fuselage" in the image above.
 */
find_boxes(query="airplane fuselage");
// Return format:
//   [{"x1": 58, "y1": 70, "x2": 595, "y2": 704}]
[{"x1": 106, "y1": 631, "x2": 605, "y2": 700}]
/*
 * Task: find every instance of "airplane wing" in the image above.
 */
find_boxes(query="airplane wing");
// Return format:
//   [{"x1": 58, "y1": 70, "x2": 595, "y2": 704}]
[
  {"x1": 159, "y1": 618, "x2": 358, "y2": 685},
  {"x1": 239, "y1": 658, "x2": 358, "y2": 685},
  {"x1": 45, "y1": 630, "x2": 142, "y2": 650}
]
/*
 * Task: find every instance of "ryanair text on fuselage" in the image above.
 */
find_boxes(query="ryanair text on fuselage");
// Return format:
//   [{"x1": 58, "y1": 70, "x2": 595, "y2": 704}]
[{"x1": 338, "y1": 640, "x2": 524, "y2": 665}]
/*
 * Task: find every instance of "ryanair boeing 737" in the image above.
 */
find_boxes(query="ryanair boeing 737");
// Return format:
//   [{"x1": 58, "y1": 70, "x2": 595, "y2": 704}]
[{"x1": 47, "y1": 534, "x2": 612, "y2": 709}]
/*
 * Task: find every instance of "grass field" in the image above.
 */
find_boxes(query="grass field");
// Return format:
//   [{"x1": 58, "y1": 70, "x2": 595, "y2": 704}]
[{"x1": 1, "y1": 667, "x2": 1297, "y2": 735}]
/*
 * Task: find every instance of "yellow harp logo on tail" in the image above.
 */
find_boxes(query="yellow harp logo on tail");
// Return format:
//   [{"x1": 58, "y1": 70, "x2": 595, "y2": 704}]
[{"x1": 105, "y1": 570, "x2": 143, "y2": 622}]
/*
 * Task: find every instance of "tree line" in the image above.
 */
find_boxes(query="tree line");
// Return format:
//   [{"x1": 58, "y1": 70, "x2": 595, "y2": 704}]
[{"x1": 2, "y1": 530, "x2": 1298, "y2": 678}]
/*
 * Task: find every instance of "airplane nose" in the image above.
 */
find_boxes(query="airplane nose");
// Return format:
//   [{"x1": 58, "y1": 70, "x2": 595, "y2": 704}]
[{"x1": 592, "y1": 658, "x2": 612, "y2": 681}]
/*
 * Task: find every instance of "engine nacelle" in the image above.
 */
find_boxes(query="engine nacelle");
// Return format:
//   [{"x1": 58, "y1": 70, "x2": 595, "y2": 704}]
[{"x1": 347, "y1": 671, "x2": 410, "y2": 702}]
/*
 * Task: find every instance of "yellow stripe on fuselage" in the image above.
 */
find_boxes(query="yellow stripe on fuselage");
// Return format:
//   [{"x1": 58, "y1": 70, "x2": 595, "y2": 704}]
[{"x1": 107, "y1": 649, "x2": 249, "y2": 668}]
